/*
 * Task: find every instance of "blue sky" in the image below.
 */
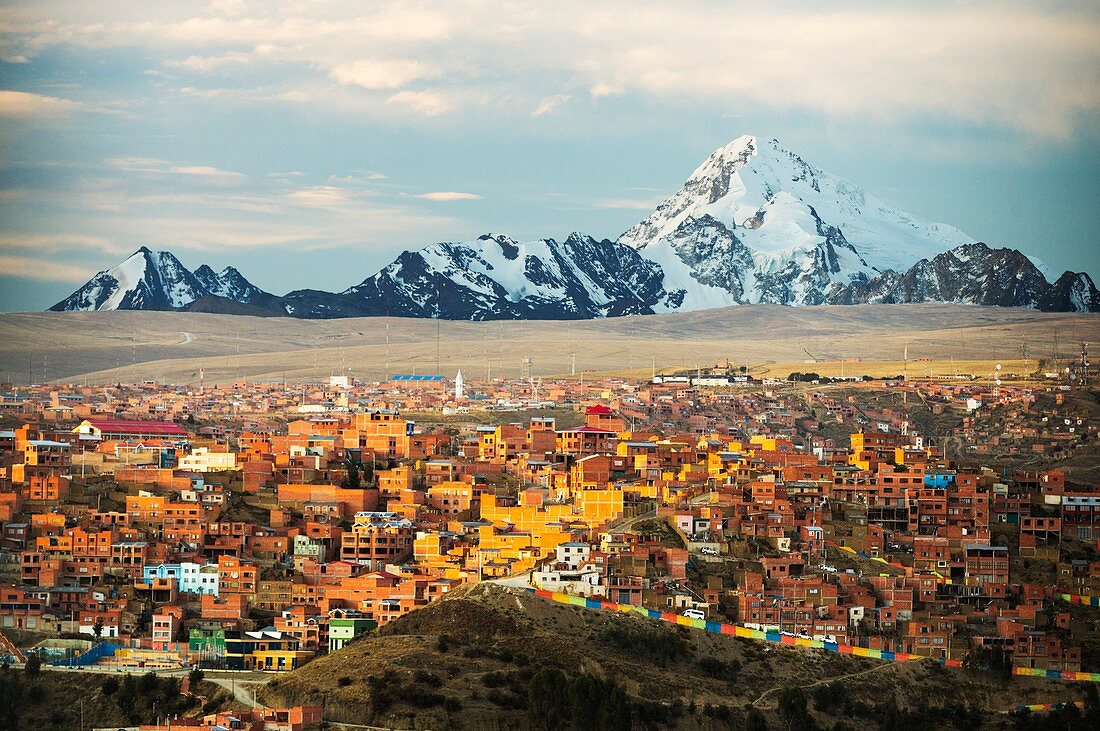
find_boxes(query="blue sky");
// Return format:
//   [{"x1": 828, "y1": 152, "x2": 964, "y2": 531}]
[{"x1": 1, "y1": 0, "x2": 1098, "y2": 311}]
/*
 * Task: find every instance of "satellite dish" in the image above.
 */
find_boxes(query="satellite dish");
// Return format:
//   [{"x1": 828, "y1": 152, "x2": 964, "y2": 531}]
[{"x1": 995, "y1": 379, "x2": 1001, "y2": 386}]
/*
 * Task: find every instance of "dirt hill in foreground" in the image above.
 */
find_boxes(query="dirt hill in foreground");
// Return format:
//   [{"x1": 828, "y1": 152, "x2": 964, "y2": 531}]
[{"x1": 260, "y1": 583, "x2": 1092, "y2": 730}]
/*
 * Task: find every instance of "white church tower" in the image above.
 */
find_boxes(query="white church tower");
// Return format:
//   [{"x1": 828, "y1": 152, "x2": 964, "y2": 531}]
[{"x1": 455, "y1": 370, "x2": 464, "y2": 401}]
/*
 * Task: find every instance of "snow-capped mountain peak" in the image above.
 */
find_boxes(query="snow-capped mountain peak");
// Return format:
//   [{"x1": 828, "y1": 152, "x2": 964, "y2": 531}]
[
  {"x1": 193, "y1": 264, "x2": 268, "y2": 304},
  {"x1": 621, "y1": 135, "x2": 973, "y2": 268},
  {"x1": 50, "y1": 249, "x2": 275, "y2": 313},
  {"x1": 615, "y1": 134, "x2": 981, "y2": 306},
  {"x1": 50, "y1": 246, "x2": 207, "y2": 312}
]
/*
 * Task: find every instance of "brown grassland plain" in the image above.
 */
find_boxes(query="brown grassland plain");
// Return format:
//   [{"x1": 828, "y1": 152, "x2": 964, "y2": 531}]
[{"x1": 0, "y1": 304, "x2": 1095, "y2": 385}]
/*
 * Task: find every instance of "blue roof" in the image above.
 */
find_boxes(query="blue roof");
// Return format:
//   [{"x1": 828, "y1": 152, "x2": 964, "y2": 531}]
[{"x1": 391, "y1": 374, "x2": 444, "y2": 382}]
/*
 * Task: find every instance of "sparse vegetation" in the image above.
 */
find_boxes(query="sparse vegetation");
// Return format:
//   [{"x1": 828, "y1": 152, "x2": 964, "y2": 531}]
[
  {"x1": 0, "y1": 667, "x2": 223, "y2": 730},
  {"x1": 598, "y1": 622, "x2": 688, "y2": 667},
  {"x1": 254, "y1": 583, "x2": 1088, "y2": 729}
]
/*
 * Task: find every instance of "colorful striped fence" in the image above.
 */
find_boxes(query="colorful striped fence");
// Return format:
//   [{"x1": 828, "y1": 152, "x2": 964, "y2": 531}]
[
  {"x1": 1014, "y1": 667, "x2": 1100, "y2": 683},
  {"x1": 525, "y1": 589, "x2": 1100, "y2": 682},
  {"x1": 1010, "y1": 701, "x2": 1085, "y2": 713},
  {"x1": 527, "y1": 588, "x2": 921, "y2": 662},
  {"x1": 1058, "y1": 593, "x2": 1100, "y2": 608}
]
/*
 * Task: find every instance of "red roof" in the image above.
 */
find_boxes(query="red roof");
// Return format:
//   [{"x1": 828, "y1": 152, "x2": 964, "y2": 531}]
[
  {"x1": 585, "y1": 404, "x2": 613, "y2": 415},
  {"x1": 85, "y1": 419, "x2": 189, "y2": 437}
]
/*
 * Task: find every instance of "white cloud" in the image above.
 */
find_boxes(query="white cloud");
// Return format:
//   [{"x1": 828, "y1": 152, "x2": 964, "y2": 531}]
[
  {"x1": 3, "y1": 55, "x2": 29, "y2": 64},
  {"x1": 0, "y1": 90, "x2": 87, "y2": 117},
  {"x1": 168, "y1": 164, "x2": 246, "y2": 180},
  {"x1": 589, "y1": 82, "x2": 623, "y2": 100},
  {"x1": 415, "y1": 191, "x2": 481, "y2": 201},
  {"x1": 532, "y1": 94, "x2": 571, "y2": 117},
  {"x1": 105, "y1": 157, "x2": 246, "y2": 182},
  {"x1": 166, "y1": 51, "x2": 252, "y2": 73},
  {"x1": 285, "y1": 185, "x2": 363, "y2": 209},
  {"x1": 205, "y1": 0, "x2": 250, "y2": 17},
  {"x1": 0, "y1": 233, "x2": 122, "y2": 255},
  {"x1": 1, "y1": 3, "x2": 1094, "y2": 134},
  {"x1": 386, "y1": 89, "x2": 452, "y2": 116},
  {"x1": 330, "y1": 59, "x2": 435, "y2": 90}
]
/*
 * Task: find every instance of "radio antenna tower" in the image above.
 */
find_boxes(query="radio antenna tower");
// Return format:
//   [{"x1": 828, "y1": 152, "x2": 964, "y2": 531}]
[{"x1": 1079, "y1": 342, "x2": 1090, "y2": 388}]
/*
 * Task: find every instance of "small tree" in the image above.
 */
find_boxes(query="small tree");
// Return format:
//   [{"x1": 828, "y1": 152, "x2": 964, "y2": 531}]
[
  {"x1": 188, "y1": 667, "x2": 204, "y2": 684},
  {"x1": 343, "y1": 456, "x2": 361, "y2": 489},
  {"x1": 92, "y1": 618, "x2": 104, "y2": 641},
  {"x1": 527, "y1": 666, "x2": 568, "y2": 731},
  {"x1": 778, "y1": 686, "x2": 815, "y2": 731},
  {"x1": 23, "y1": 654, "x2": 40, "y2": 679},
  {"x1": 745, "y1": 707, "x2": 769, "y2": 731}
]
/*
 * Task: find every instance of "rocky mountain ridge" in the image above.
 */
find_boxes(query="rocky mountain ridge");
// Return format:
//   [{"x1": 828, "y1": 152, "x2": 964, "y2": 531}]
[{"x1": 50, "y1": 137, "x2": 1099, "y2": 317}]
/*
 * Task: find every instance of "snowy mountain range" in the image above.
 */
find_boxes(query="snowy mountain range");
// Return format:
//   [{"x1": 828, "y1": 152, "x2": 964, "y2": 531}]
[{"x1": 50, "y1": 135, "x2": 1099, "y2": 317}]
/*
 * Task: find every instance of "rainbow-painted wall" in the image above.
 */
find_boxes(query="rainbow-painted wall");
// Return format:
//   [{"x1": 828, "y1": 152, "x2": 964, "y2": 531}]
[{"x1": 1058, "y1": 593, "x2": 1100, "y2": 607}]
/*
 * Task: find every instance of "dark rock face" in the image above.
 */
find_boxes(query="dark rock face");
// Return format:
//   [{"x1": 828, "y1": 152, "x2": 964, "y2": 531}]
[
  {"x1": 50, "y1": 239, "x2": 1098, "y2": 319},
  {"x1": 1039, "y1": 271, "x2": 1100, "y2": 313}
]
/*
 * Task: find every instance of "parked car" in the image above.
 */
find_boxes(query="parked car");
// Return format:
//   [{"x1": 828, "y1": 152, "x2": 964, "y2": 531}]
[
  {"x1": 682, "y1": 608, "x2": 706, "y2": 620},
  {"x1": 699, "y1": 546, "x2": 719, "y2": 556}
]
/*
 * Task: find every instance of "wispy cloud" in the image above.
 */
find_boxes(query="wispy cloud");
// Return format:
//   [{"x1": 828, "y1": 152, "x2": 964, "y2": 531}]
[
  {"x1": 0, "y1": 254, "x2": 95, "y2": 282},
  {"x1": 415, "y1": 191, "x2": 481, "y2": 202},
  {"x1": 0, "y1": 233, "x2": 123, "y2": 255},
  {"x1": 166, "y1": 51, "x2": 253, "y2": 73},
  {"x1": 532, "y1": 94, "x2": 571, "y2": 117},
  {"x1": 386, "y1": 89, "x2": 452, "y2": 116},
  {"x1": 168, "y1": 165, "x2": 246, "y2": 180},
  {"x1": 106, "y1": 157, "x2": 246, "y2": 182},
  {"x1": 0, "y1": 90, "x2": 88, "y2": 118}
]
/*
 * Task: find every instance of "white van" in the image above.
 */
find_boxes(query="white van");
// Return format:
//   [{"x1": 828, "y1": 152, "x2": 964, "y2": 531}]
[
  {"x1": 682, "y1": 609, "x2": 706, "y2": 620},
  {"x1": 699, "y1": 546, "x2": 719, "y2": 556}
]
